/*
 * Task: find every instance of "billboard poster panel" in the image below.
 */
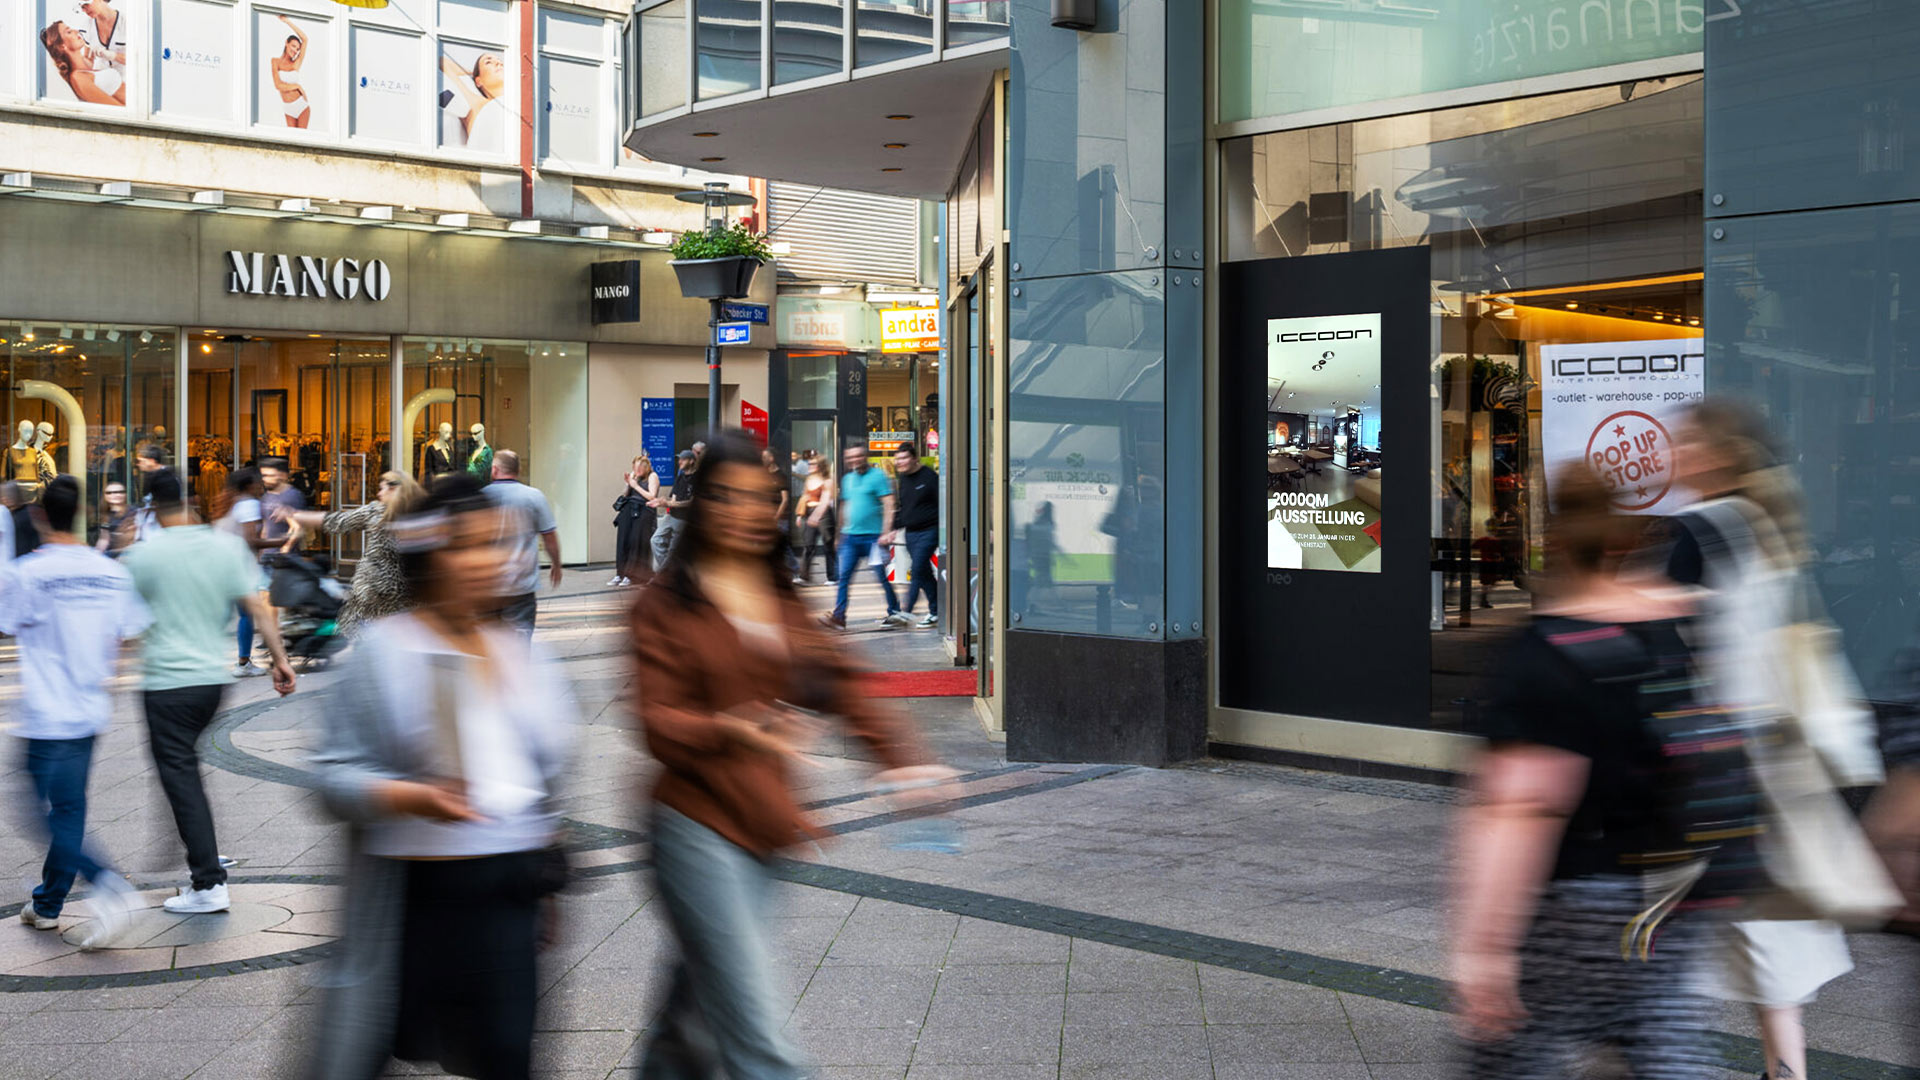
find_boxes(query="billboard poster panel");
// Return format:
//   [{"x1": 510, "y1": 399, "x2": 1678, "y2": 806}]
[
  {"x1": 1540, "y1": 338, "x2": 1705, "y2": 515},
  {"x1": 540, "y1": 54, "x2": 601, "y2": 167},
  {"x1": 439, "y1": 39, "x2": 506, "y2": 154},
  {"x1": 641, "y1": 398, "x2": 676, "y2": 489},
  {"x1": 1265, "y1": 312, "x2": 1383, "y2": 573},
  {"x1": 255, "y1": 10, "x2": 325, "y2": 131},
  {"x1": 351, "y1": 24, "x2": 422, "y2": 144},
  {"x1": 38, "y1": 0, "x2": 130, "y2": 106},
  {"x1": 155, "y1": 0, "x2": 237, "y2": 121}
]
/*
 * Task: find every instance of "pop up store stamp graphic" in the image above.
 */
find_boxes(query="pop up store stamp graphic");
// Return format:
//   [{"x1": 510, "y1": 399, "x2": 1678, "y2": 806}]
[{"x1": 1587, "y1": 409, "x2": 1675, "y2": 511}]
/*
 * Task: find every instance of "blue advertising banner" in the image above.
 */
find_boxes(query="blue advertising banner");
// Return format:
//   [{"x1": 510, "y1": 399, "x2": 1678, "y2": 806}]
[
  {"x1": 642, "y1": 397, "x2": 677, "y2": 488},
  {"x1": 720, "y1": 301, "x2": 769, "y2": 324}
]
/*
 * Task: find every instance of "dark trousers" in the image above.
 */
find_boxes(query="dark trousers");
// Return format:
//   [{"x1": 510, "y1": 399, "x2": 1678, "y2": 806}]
[
  {"x1": 393, "y1": 851, "x2": 543, "y2": 1080},
  {"x1": 616, "y1": 509, "x2": 656, "y2": 581},
  {"x1": 833, "y1": 533, "x2": 899, "y2": 620},
  {"x1": 796, "y1": 522, "x2": 836, "y2": 582},
  {"x1": 143, "y1": 684, "x2": 229, "y2": 891},
  {"x1": 24, "y1": 736, "x2": 109, "y2": 919},
  {"x1": 494, "y1": 593, "x2": 537, "y2": 636},
  {"x1": 901, "y1": 527, "x2": 938, "y2": 616}
]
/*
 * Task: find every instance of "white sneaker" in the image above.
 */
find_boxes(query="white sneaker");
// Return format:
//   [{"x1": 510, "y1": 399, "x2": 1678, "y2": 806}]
[
  {"x1": 217, "y1": 855, "x2": 239, "y2": 868},
  {"x1": 233, "y1": 662, "x2": 266, "y2": 678},
  {"x1": 607, "y1": 576, "x2": 623, "y2": 587},
  {"x1": 18, "y1": 907, "x2": 57, "y2": 931},
  {"x1": 162, "y1": 883, "x2": 230, "y2": 914},
  {"x1": 77, "y1": 872, "x2": 136, "y2": 949},
  {"x1": 917, "y1": 614, "x2": 938, "y2": 628},
  {"x1": 883, "y1": 612, "x2": 912, "y2": 628}
]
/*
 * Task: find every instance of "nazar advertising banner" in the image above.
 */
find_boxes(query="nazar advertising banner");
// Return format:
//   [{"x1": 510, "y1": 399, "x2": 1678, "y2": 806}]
[
  {"x1": 38, "y1": 0, "x2": 131, "y2": 106},
  {"x1": 254, "y1": 10, "x2": 325, "y2": 131},
  {"x1": 351, "y1": 24, "x2": 423, "y2": 145},
  {"x1": 155, "y1": 0, "x2": 235, "y2": 120},
  {"x1": 1540, "y1": 337, "x2": 1705, "y2": 515}
]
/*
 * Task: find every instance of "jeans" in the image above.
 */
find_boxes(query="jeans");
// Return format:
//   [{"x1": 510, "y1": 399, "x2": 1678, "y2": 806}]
[
  {"x1": 901, "y1": 527, "x2": 938, "y2": 616},
  {"x1": 651, "y1": 515, "x2": 684, "y2": 573},
  {"x1": 641, "y1": 807, "x2": 806, "y2": 1080},
  {"x1": 236, "y1": 605, "x2": 253, "y2": 664},
  {"x1": 143, "y1": 684, "x2": 228, "y2": 891},
  {"x1": 23, "y1": 736, "x2": 110, "y2": 919},
  {"x1": 493, "y1": 593, "x2": 537, "y2": 637},
  {"x1": 832, "y1": 533, "x2": 899, "y2": 620}
]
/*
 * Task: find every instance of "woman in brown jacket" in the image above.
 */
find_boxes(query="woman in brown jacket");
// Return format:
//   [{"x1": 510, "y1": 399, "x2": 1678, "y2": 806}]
[{"x1": 631, "y1": 432, "x2": 949, "y2": 1080}]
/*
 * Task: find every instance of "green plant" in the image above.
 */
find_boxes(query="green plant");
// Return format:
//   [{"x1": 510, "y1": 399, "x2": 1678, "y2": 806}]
[{"x1": 668, "y1": 223, "x2": 773, "y2": 262}]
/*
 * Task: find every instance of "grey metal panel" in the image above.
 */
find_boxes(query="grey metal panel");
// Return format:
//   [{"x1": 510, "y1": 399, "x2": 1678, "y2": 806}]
[{"x1": 766, "y1": 181, "x2": 924, "y2": 284}]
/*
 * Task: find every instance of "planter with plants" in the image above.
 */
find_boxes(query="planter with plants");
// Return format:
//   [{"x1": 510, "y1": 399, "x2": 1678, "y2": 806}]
[{"x1": 667, "y1": 224, "x2": 772, "y2": 299}]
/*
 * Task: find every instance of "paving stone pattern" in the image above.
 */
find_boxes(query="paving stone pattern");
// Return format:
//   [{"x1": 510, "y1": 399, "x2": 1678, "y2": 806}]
[{"x1": 0, "y1": 574, "x2": 1911, "y2": 1078}]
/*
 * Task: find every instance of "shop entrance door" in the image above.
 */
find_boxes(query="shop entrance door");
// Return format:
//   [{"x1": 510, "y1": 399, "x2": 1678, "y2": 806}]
[
  {"x1": 789, "y1": 414, "x2": 837, "y2": 577},
  {"x1": 945, "y1": 268, "x2": 997, "y2": 706}
]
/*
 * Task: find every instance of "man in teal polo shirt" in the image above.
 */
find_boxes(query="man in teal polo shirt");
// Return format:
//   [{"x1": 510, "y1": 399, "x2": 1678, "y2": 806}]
[{"x1": 813, "y1": 442, "x2": 905, "y2": 629}]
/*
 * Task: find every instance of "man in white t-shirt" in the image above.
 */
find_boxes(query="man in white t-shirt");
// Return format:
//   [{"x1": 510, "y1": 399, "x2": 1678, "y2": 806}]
[{"x1": 0, "y1": 476, "x2": 149, "y2": 945}]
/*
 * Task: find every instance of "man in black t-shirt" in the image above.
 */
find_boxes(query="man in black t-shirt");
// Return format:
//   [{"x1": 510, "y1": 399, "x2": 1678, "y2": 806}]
[
  {"x1": 890, "y1": 446, "x2": 939, "y2": 628},
  {"x1": 651, "y1": 450, "x2": 698, "y2": 571}
]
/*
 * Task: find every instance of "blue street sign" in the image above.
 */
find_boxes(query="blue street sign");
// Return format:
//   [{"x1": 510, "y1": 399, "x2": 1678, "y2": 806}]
[
  {"x1": 720, "y1": 302, "x2": 769, "y2": 325},
  {"x1": 716, "y1": 322, "x2": 752, "y2": 345}
]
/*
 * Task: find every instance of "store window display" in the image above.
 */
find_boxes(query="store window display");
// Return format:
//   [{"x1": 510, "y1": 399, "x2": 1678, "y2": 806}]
[
  {"x1": 1223, "y1": 75, "x2": 1705, "y2": 729},
  {"x1": 3, "y1": 322, "x2": 177, "y2": 508}
]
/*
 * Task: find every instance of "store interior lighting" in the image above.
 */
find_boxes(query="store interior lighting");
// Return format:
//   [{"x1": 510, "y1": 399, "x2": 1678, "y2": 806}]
[
  {"x1": 105, "y1": 330, "x2": 119, "y2": 342},
  {"x1": 138, "y1": 330, "x2": 151, "y2": 343},
  {"x1": 20, "y1": 325, "x2": 33, "y2": 341},
  {"x1": 58, "y1": 325, "x2": 72, "y2": 339}
]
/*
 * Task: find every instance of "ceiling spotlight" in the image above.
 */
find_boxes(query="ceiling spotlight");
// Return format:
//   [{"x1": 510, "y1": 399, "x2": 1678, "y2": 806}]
[
  {"x1": 692, "y1": 131, "x2": 720, "y2": 137},
  {"x1": 1653, "y1": 313, "x2": 1665, "y2": 321},
  {"x1": 82, "y1": 328, "x2": 96, "y2": 341},
  {"x1": 700, "y1": 156, "x2": 725, "y2": 163},
  {"x1": 883, "y1": 143, "x2": 908, "y2": 150},
  {"x1": 558, "y1": 348, "x2": 567, "y2": 357},
  {"x1": 524, "y1": 343, "x2": 534, "y2": 356},
  {"x1": 542, "y1": 346, "x2": 551, "y2": 357},
  {"x1": 20, "y1": 324, "x2": 34, "y2": 341},
  {"x1": 105, "y1": 330, "x2": 120, "y2": 342},
  {"x1": 1689, "y1": 317, "x2": 1702, "y2": 326},
  {"x1": 200, "y1": 343, "x2": 212, "y2": 354},
  {"x1": 1565, "y1": 301, "x2": 1578, "y2": 309},
  {"x1": 886, "y1": 114, "x2": 913, "y2": 120},
  {"x1": 881, "y1": 168, "x2": 903, "y2": 173},
  {"x1": 138, "y1": 330, "x2": 152, "y2": 343},
  {"x1": 58, "y1": 325, "x2": 73, "y2": 339}
]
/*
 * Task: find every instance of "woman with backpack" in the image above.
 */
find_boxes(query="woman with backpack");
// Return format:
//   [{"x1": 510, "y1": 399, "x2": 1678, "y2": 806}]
[
  {"x1": 1648, "y1": 399, "x2": 1892, "y2": 1080},
  {"x1": 1452, "y1": 465, "x2": 1724, "y2": 1076}
]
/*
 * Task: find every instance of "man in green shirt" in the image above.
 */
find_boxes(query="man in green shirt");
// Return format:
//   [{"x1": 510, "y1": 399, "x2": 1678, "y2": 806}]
[{"x1": 121, "y1": 468, "x2": 295, "y2": 914}]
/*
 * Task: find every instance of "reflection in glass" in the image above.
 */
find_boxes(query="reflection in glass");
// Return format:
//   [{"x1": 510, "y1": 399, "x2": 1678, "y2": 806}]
[
  {"x1": 696, "y1": 0, "x2": 762, "y2": 100},
  {"x1": 639, "y1": 0, "x2": 689, "y2": 116},
  {"x1": 1, "y1": 323, "x2": 175, "y2": 511},
  {"x1": 854, "y1": 0, "x2": 933, "y2": 68},
  {"x1": 786, "y1": 351, "x2": 838, "y2": 409},
  {"x1": 1222, "y1": 78, "x2": 1705, "y2": 729},
  {"x1": 1708, "y1": 206, "x2": 1920, "y2": 691},
  {"x1": 945, "y1": 0, "x2": 1008, "y2": 48},
  {"x1": 1006, "y1": 272, "x2": 1166, "y2": 638},
  {"x1": 774, "y1": 0, "x2": 843, "y2": 85}
]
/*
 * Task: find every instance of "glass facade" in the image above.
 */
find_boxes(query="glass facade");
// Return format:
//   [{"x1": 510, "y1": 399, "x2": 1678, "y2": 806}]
[
  {"x1": 773, "y1": 0, "x2": 844, "y2": 85},
  {"x1": 696, "y1": 0, "x2": 763, "y2": 101},
  {"x1": 639, "y1": 0, "x2": 690, "y2": 117},
  {"x1": 1218, "y1": 0, "x2": 1705, "y2": 125},
  {"x1": 0, "y1": 322, "x2": 176, "y2": 525},
  {"x1": 1223, "y1": 77, "x2": 1705, "y2": 729},
  {"x1": 945, "y1": 0, "x2": 1009, "y2": 48},
  {"x1": 854, "y1": 0, "x2": 934, "y2": 68}
]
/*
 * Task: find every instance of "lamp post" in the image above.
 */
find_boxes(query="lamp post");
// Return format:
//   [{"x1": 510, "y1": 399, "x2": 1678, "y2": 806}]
[{"x1": 672, "y1": 182, "x2": 760, "y2": 439}]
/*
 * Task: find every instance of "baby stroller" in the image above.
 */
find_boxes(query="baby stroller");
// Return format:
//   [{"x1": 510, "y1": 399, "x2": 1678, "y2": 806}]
[{"x1": 264, "y1": 550, "x2": 348, "y2": 669}]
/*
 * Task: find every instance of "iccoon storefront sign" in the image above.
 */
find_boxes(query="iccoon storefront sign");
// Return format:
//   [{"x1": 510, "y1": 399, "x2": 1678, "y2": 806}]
[{"x1": 223, "y1": 250, "x2": 394, "y2": 301}]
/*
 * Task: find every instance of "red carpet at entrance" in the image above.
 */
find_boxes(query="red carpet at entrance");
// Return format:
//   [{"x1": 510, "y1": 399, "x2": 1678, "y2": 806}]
[{"x1": 864, "y1": 669, "x2": 978, "y2": 697}]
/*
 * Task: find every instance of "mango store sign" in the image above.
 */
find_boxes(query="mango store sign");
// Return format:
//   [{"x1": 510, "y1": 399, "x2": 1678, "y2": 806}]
[
  {"x1": 224, "y1": 251, "x2": 392, "y2": 301},
  {"x1": 1540, "y1": 338, "x2": 1704, "y2": 515}
]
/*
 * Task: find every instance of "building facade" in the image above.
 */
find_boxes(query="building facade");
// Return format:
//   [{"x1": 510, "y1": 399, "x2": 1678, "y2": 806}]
[{"x1": 1, "y1": 0, "x2": 790, "y2": 568}]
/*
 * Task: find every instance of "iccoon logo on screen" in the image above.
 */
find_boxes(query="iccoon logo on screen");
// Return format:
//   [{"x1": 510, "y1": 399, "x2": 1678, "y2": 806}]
[
  {"x1": 1274, "y1": 321, "x2": 1375, "y2": 343},
  {"x1": 224, "y1": 251, "x2": 393, "y2": 302}
]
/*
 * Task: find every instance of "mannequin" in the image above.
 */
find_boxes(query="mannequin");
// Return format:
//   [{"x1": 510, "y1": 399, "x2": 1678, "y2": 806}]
[
  {"x1": 420, "y1": 422, "x2": 455, "y2": 479},
  {"x1": 8, "y1": 421, "x2": 39, "y2": 488},
  {"x1": 467, "y1": 423, "x2": 493, "y2": 476},
  {"x1": 32, "y1": 422, "x2": 56, "y2": 486}
]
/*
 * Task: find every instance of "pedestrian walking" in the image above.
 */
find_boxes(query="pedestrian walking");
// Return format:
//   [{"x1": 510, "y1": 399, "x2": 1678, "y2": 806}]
[
  {"x1": 307, "y1": 472, "x2": 577, "y2": 1080},
  {"x1": 212, "y1": 466, "x2": 273, "y2": 677},
  {"x1": 276, "y1": 470, "x2": 426, "y2": 635},
  {"x1": 611, "y1": 454, "x2": 659, "y2": 587},
  {"x1": 792, "y1": 461, "x2": 835, "y2": 585},
  {"x1": 120, "y1": 467, "x2": 296, "y2": 914},
  {"x1": 650, "y1": 449, "x2": 697, "y2": 573},
  {"x1": 1453, "y1": 466, "x2": 1722, "y2": 1077},
  {"x1": 257, "y1": 456, "x2": 306, "y2": 550},
  {"x1": 484, "y1": 450, "x2": 562, "y2": 635},
  {"x1": 813, "y1": 442, "x2": 905, "y2": 630},
  {"x1": 631, "y1": 432, "x2": 950, "y2": 1080},
  {"x1": 891, "y1": 445, "x2": 939, "y2": 627},
  {"x1": 93, "y1": 480, "x2": 136, "y2": 556},
  {"x1": 0, "y1": 476, "x2": 148, "y2": 946},
  {"x1": 132, "y1": 443, "x2": 165, "y2": 541},
  {"x1": 1642, "y1": 399, "x2": 1893, "y2": 1080}
]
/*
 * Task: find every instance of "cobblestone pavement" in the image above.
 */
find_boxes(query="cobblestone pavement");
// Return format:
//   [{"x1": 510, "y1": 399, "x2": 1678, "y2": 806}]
[{"x1": 0, "y1": 573, "x2": 1916, "y2": 1079}]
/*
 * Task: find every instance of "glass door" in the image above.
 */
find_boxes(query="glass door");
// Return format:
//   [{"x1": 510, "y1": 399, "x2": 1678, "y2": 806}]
[{"x1": 944, "y1": 285, "x2": 975, "y2": 668}]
